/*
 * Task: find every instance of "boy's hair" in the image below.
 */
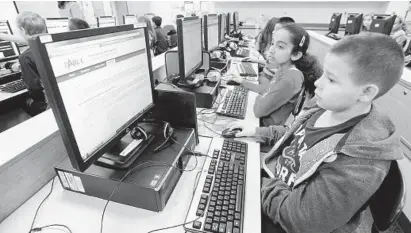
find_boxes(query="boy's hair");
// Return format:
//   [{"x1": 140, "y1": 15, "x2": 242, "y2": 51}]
[
  {"x1": 281, "y1": 23, "x2": 323, "y2": 98},
  {"x1": 152, "y1": 16, "x2": 162, "y2": 27},
  {"x1": 68, "y1": 18, "x2": 90, "y2": 31},
  {"x1": 16, "y1": 11, "x2": 46, "y2": 36},
  {"x1": 278, "y1": 17, "x2": 295, "y2": 25},
  {"x1": 258, "y1": 17, "x2": 278, "y2": 54},
  {"x1": 329, "y1": 33, "x2": 404, "y2": 99}
]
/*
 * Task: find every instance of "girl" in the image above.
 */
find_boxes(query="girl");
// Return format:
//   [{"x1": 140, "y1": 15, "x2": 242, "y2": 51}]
[
  {"x1": 391, "y1": 16, "x2": 407, "y2": 47},
  {"x1": 361, "y1": 13, "x2": 374, "y2": 32},
  {"x1": 230, "y1": 23, "x2": 323, "y2": 126}
]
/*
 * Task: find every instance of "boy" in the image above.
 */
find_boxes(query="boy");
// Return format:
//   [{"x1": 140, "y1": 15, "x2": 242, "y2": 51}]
[
  {"x1": 16, "y1": 12, "x2": 47, "y2": 116},
  {"x1": 230, "y1": 33, "x2": 404, "y2": 232},
  {"x1": 151, "y1": 16, "x2": 169, "y2": 55}
]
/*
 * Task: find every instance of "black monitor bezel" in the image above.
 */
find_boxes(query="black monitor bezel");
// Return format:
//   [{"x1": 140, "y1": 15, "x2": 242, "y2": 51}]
[
  {"x1": 204, "y1": 14, "x2": 218, "y2": 52},
  {"x1": 329, "y1": 13, "x2": 342, "y2": 33},
  {"x1": 370, "y1": 14, "x2": 397, "y2": 35},
  {"x1": 28, "y1": 25, "x2": 156, "y2": 172},
  {"x1": 233, "y1": 11, "x2": 239, "y2": 32},
  {"x1": 226, "y1": 13, "x2": 231, "y2": 35},
  {"x1": 345, "y1": 13, "x2": 363, "y2": 34},
  {"x1": 97, "y1": 16, "x2": 117, "y2": 27},
  {"x1": 176, "y1": 16, "x2": 203, "y2": 80},
  {"x1": 123, "y1": 14, "x2": 137, "y2": 25},
  {"x1": 0, "y1": 20, "x2": 20, "y2": 60}
]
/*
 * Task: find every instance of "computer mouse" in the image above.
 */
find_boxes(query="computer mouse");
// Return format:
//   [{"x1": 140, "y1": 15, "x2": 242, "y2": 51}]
[
  {"x1": 226, "y1": 80, "x2": 240, "y2": 86},
  {"x1": 222, "y1": 128, "x2": 242, "y2": 138}
]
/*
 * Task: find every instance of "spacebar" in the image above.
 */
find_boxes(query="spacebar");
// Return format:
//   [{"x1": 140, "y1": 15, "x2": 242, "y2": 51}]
[{"x1": 235, "y1": 184, "x2": 243, "y2": 212}]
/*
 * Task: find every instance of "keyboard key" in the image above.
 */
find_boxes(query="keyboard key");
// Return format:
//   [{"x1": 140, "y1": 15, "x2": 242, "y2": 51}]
[
  {"x1": 233, "y1": 227, "x2": 240, "y2": 233},
  {"x1": 193, "y1": 221, "x2": 202, "y2": 229},
  {"x1": 204, "y1": 223, "x2": 212, "y2": 231},
  {"x1": 226, "y1": 221, "x2": 233, "y2": 233},
  {"x1": 196, "y1": 209, "x2": 204, "y2": 216},
  {"x1": 234, "y1": 220, "x2": 240, "y2": 227},
  {"x1": 218, "y1": 223, "x2": 226, "y2": 233},
  {"x1": 212, "y1": 223, "x2": 219, "y2": 232}
]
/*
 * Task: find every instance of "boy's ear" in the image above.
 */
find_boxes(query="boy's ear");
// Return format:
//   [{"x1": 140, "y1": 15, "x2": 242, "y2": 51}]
[
  {"x1": 291, "y1": 51, "x2": 303, "y2": 61},
  {"x1": 359, "y1": 84, "x2": 379, "y2": 102}
]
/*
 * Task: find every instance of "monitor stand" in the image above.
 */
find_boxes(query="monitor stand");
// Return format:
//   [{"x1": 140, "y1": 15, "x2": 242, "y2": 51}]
[{"x1": 174, "y1": 74, "x2": 202, "y2": 89}]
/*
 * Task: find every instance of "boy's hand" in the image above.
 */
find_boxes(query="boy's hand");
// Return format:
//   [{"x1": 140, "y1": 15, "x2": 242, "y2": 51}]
[
  {"x1": 228, "y1": 74, "x2": 243, "y2": 84},
  {"x1": 228, "y1": 122, "x2": 256, "y2": 137}
]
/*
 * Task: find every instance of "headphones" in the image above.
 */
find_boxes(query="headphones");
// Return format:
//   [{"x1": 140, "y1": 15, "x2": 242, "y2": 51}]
[
  {"x1": 206, "y1": 70, "x2": 221, "y2": 82},
  {"x1": 130, "y1": 120, "x2": 174, "y2": 153},
  {"x1": 292, "y1": 84, "x2": 306, "y2": 116}
]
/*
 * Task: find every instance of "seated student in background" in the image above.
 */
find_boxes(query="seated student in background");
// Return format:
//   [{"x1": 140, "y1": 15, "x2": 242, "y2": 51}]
[
  {"x1": 16, "y1": 12, "x2": 48, "y2": 116},
  {"x1": 230, "y1": 33, "x2": 404, "y2": 233},
  {"x1": 231, "y1": 23, "x2": 322, "y2": 127},
  {"x1": 138, "y1": 16, "x2": 157, "y2": 55},
  {"x1": 361, "y1": 13, "x2": 374, "y2": 32},
  {"x1": 391, "y1": 16, "x2": 407, "y2": 47},
  {"x1": 255, "y1": 17, "x2": 278, "y2": 59},
  {"x1": 68, "y1": 18, "x2": 90, "y2": 31},
  {"x1": 152, "y1": 16, "x2": 170, "y2": 55}
]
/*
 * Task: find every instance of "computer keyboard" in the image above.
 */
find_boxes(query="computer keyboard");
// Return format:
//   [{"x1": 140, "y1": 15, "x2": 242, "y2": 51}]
[
  {"x1": 216, "y1": 86, "x2": 248, "y2": 119},
  {"x1": 235, "y1": 48, "x2": 250, "y2": 58},
  {"x1": 237, "y1": 41, "x2": 249, "y2": 47},
  {"x1": 0, "y1": 79, "x2": 27, "y2": 93},
  {"x1": 237, "y1": 62, "x2": 257, "y2": 77},
  {"x1": 184, "y1": 138, "x2": 247, "y2": 233}
]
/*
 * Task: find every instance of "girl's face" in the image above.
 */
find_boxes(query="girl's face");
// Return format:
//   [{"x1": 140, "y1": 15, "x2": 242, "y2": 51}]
[
  {"x1": 392, "y1": 17, "x2": 402, "y2": 31},
  {"x1": 363, "y1": 15, "x2": 373, "y2": 28},
  {"x1": 268, "y1": 28, "x2": 295, "y2": 67}
]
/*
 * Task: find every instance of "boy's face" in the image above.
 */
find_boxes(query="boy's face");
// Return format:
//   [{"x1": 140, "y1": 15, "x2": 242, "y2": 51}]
[
  {"x1": 363, "y1": 16, "x2": 373, "y2": 28},
  {"x1": 314, "y1": 53, "x2": 366, "y2": 112}
]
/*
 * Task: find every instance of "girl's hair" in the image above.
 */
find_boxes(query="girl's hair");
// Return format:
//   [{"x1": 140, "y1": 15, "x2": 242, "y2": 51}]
[
  {"x1": 68, "y1": 18, "x2": 89, "y2": 31},
  {"x1": 258, "y1": 17, "x2": 278, "y2": 54},
  {"x1": 281, "y1": 23, "x2": 323, "y2": 98},
  {"x1": 396, "y1": 16, "x2": 408, "y2": 33},
  {"x1": 361, "y1": 13, "x2": 374, "y2": 31},
  {"x1": 138, "y1": 16, "x2": 157, "y2": 43},
  {"x1": 58, "y1": 1, "x2": 71, "y2": 10}
]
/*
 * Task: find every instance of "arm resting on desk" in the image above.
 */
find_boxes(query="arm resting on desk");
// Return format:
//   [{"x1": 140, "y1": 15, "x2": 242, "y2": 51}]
[
  {"x1": 242, "y1": 80, "x2": 268, "y2": 95},
  {"x1": 261, "y1": 155, "x2": 389, "y2": 233},
  {"x1": 0, "y1": 33, "x2": 28, "y2": 45},
  {"x1": 255, "y1": 125, "x2": 286, "y2": 146}
]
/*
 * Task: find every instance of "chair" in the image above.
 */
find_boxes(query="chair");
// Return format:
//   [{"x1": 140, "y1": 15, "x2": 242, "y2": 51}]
[
  {"x1": 163, "y1": 25, "x2": 176, "y2": 34},
  {"x1": 368, "y1": 161, "x2": 406, "y2": 232}
]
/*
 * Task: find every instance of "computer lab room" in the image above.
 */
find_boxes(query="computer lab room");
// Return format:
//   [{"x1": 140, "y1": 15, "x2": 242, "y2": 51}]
[{"x1": 1, "y1": 1, "x2": 411, "y2": 233}]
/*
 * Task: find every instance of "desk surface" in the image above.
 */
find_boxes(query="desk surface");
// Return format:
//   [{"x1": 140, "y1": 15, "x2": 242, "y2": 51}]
[{"x1": 0, "y1": 89, "x2": 28, "y2": 102}]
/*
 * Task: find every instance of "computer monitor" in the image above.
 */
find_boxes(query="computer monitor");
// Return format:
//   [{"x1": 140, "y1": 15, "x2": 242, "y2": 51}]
[
  {"x1": 123, "y1": 15, "x2": 137, "y2": 25},
  {"x1": 233, "y1": 11, "x2": 239, "y2": 32},
  {"x1": 204, "y1": 14, "x2": 219, "y2": 52},
  {"x1": 29, "y1": 25, "x2": 155, "y2": 172},
  {"x1": 370, "y1": 14, "x2": 397, "y2": 35},
  {"x1": 176, "y1": 16, "x2": 203, "y2": 84},
  {"x1": 345, "y1": 13, "x2": 363, "y2": 35},
  {"x1": 0, "y1": 20, "x2": 19, "y2": 59},
  {"x1": 328, "y1": 13, "x2": 342, "y2": 34},
  {"x1": 226, "y1": 13, "x2": 231, "y2": 35},
  {"x1": 89, "y1": 17, "x2": 98, "y2": 28},
  {"x1": 97, "y1": 16, "x2": 116, "y2": 27},
  {"x1": 46, "y1": 18, "x2": 69, "y2": 33}
]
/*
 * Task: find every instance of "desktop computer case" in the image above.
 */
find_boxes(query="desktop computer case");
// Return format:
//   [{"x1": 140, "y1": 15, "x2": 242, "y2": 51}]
[{"x1": 55, "y1": 127, "x2": 196, "y2": 212}]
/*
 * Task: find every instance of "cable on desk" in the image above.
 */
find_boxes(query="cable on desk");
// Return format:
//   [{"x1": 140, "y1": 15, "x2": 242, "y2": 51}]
[
  {"x1": 100, "y1": 157, "x2": 199, "y2": 233},
  {"x1": 31, "y1": 224, "x2": 73, "y2": 233},
  {"x1": 146, "y1": 216, "x2": 201, "y2": 233}
]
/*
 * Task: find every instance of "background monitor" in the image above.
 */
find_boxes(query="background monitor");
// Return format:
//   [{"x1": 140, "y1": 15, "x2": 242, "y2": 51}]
[
  {"x1": 97, "y1": 16, "x2": 116, "y2": 27},
  {"x1": 345, "y1": 13, "x2": 363, "y2": 35},
  {"x1": 218, "y1": 14, "x2": 226, "y2": 43},
  {"x1": 123, "y1": 15, "x2": 137, "y2": 25},
  {"x1": 226, "y1": 12, "x2": 231, "y2": 35},
  {"x1": 233, "y1": 11, "x2": 239, "y2": 32},
  {"x1": 46, "y1": 18, "x2": 69, "y2": 33},
  {"x1": 204, "y1": 14, "x2": 219, "y2": 52},
  {"x1": 328, "y1": 13, "x2": 342, "y2": 34},
  {"x1": 177, "y1": 16, "x2": 203, "y2": 81},
  {"x1": 0, "y1": 20, "x2": 19, "y2": 59},
  {"x1": 89, "y1": 17, "x2": 98, "y2": 28},
  {"x1": 370, "y1": 14, "x2": 397, "y2": 35},
  {"x1": 29, "y1": 25, "x2": 155, "y2": 172}
]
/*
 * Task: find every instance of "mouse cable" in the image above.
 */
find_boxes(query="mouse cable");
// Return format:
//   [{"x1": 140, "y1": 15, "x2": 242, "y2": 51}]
[
  {"x1": 100, "y1": 156, "x2": 199, "y2": 233},
  {"x1": 146, "y1": 216, "x2": 201, "y2": 233},
  {"x1": 28, "y1": 177, "x2": 74, "y2": 233}
]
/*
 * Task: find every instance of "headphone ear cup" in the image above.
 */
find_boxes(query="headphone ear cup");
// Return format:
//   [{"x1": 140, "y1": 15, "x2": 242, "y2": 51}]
[{"x1": 130, "y1": 126, "x2": 148, "y2": 140}]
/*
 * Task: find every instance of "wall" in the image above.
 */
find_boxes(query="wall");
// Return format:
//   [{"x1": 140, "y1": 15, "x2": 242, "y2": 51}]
[
  {"x1": 127, "y1": 1, "x2": 183, "y2": 26},
  {"x1": 15, "y1": 1, "x2": 60, "y2": 18},
  {"x1": 0, "y1": 2, "x2": 18, "y2": 32},
  {"x1": 212, "y1": 1, "x2": 389, "y2": 24}
]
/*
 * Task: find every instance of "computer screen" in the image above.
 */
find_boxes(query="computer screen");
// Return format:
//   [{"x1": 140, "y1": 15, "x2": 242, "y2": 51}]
[
  {"x1": 30, "y1": 25, "x2": 154, "y2": 171},
  {"x1": 226, "y1": 13, "x2": 231, "y2": 34},
  {"x1": 98, "y1": 16, "x2": 116, "y2": 27},
  {"x1": 177, "y1": 17, "x2": 203, "y2": 79},
  {"x1": 370, "y1": 14, "x2": 396, "y2": 35},
  {"x1": 345, "y1": 13, "x2": 363, "y2": 35},
  {"x1": 46, "y1": 18, "x2": 69, "y2": 33},
  {"x1": 233, "y1": 11, "x2": 239, "y2": 32},
  {"x1": 124, "y1": 15, "x2": 137, "y2": 25},
  {"x1": 204, "y1": 14, "x2": 219, "y2": 51},
  {"x1": 0, "y1": 20, "x2": 19, "y2": 59},
  {"x1": 219, "y1": 14, "x2": 226, "y2": 42},
  {"x1": 328, "y1": 13, "x2": 342, "y2": 34},
  {"x1": 89, "y1": 17, "x2": 98, "y2": 28}
]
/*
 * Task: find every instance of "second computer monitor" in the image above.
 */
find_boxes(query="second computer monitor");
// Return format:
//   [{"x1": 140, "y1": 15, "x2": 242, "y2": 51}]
[
  {"x1": 233, "y1": 11, "x2": 239, "y2": 32},
  {"x1": 226, "y1": 13, "x2": 231, "y2": 35},
  {"x1": 370, "y1": 14, "x2": 397, "y2": 35},
  {"x1": 328, "y1": 13, "x2": 342, "y2": 34},
  {"x1": 46, "y1": 18, "x2": 69, "y2": 33},
  {"x1": 123, "y1": 15, "x2": 137, "y2": 25},
  {"x1": 204, "y1": 14, "x2": 219, "y2": 52},
  {"x1": 345, "y1": 13, "x2": 363, "y2": 35},
  {"x1": 218, "y1": 14, "x2": 226, "y2": 43},
  {"x1": 0, "y1": 20, "x2": 19, "y2": 59},
  {"x1": 97, "y1": 16, "x2": 116, "y2": 27},
  {"x1": 177, "y1": 17, "x2": 203, "y2": 80}
]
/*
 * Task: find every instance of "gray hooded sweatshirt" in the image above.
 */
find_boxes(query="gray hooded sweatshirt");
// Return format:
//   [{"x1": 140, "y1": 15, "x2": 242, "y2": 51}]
[{"x1": 256, "y1": 105, "x2": 403, "y2": 233}]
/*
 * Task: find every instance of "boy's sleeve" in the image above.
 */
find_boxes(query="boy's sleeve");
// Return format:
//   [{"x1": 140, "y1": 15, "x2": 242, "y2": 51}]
[
  {"x1": 261, "y1": 156, "x2": 389, "y2": 233},
  {"x1": 255, "y1": 125, "x2": 287, "y2": 145},
  {"x1": 241, "y1": 81, "x2": 268, "y2": 95},
  {"x1": 253, "y1": 72, "x2": 302, "y2": 118}
]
